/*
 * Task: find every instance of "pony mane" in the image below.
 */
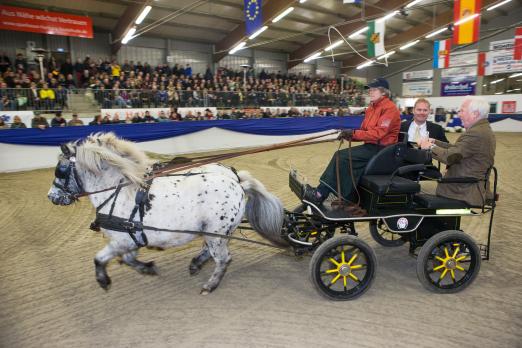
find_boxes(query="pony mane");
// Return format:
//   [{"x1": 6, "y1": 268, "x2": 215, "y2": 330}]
[{"x1": 73, "y1": 132, "x2": 152, "y2": 185}]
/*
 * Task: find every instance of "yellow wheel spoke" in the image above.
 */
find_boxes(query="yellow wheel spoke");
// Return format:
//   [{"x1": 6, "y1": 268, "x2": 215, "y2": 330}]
[
  {"x1": 329, "y1": 257, "x2": 340, "y2": 267},
  {"x1": 343, "y1": 276, "x2": 347, "y2": 288},
  {"x1": 444, "y1": 247, "x2": 450, "y2": 258},
  {"x1": 450, "y1": 269, "x2": 455, "y2": 280},
  {"x1": 455, "y1": 265, "x2": 465, "y2": 271},
  {"x1": 348, "y1": 273, "x2": 359, "y2": 282},
  {"x1": 433, "y1": 264, "x2": 445, "y2": 271},
  {"x1": 350, "y1": 264, "x2": 363, "y2": 270},
  {"x1": 341, "y1": 250, "x2": 346, "y2": 264},
  {"x1": 435, "y1": 256, "x2": 445, "y2": 262},
  {"x1": 452, "y1": 247, "x2": 460, "y2": 258},
  {"x1": 331, "y1": 274, "x2": 341, "y2": 284},
  {"x1": 456, "y1": 255, "x2": 467, "y2": 262},
  {"x1": 440, "y1": 268, "x2": 448, "y2": 280},
  {"x1": 347, "y1": 253, "x2": 358, "y2": 266},
  {"x1": 325, "y1": 268, "x2": 338, "y2": 274}
]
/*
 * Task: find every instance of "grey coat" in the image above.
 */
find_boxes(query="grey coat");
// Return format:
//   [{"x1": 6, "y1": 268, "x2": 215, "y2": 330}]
[{"x1": 432, "y1": 118, "x2": 496, "y2": 206}]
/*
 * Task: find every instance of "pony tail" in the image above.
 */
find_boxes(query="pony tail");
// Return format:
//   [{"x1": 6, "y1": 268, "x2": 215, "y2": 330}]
[{"x1": 237, "y1": 171, "x2": 287, "y2": 246}]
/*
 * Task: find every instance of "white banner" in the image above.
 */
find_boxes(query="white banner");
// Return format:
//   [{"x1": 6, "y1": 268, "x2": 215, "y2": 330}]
[
  {"x1": 449, "y1": 49, "x2": 478, "y2": 67},
  {"x1": 402, "y1": 69, "x2": 433, "y2": 81},
  {"x1": 485, "y1": 39, "x2": 522, "y2": 75},
  {"x1": 0, "y1": 110, "x2": 35, "y2": 127},
  {"x1": 441, "y1": 66, "x2": 477, "y2": 79},
  {"x1": 402, "y1": 81, "x2": 433, "y2": 97}
]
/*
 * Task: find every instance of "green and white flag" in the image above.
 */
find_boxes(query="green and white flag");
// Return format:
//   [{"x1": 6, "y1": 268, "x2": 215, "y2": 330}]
[{"x1": 367, "y1": 20, "x2": 385, "y2": 57}]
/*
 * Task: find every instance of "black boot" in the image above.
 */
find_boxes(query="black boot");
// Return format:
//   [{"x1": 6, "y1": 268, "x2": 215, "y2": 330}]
[{"x1": 303, "y1": 184, "x2": 326, "y2": 206}]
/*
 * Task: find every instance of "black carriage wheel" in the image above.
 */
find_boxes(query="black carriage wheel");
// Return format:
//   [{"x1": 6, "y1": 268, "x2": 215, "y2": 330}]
[
  {"x1": 310, "y1": 235, "x2": 377, "y2": 300},
  {"x1": 369, "y1": 219, "x2": 406, "y2": 247},
  {"x1": 416, "y1": 230, "x2": 481, "y2": 294}
]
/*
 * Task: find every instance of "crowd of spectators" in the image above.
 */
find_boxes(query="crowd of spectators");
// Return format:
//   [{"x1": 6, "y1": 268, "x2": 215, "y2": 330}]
[{"x1": 0, "y1": 52, "x2": 365, "y2": 111}]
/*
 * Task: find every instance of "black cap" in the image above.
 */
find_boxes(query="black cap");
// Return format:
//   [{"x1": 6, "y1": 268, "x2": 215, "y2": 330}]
[{"x1": 365, "y1": 77, "x2": 389, "y2": 90}]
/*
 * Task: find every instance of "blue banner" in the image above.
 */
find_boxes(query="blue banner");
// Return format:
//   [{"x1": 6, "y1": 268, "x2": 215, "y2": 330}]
[
  {"x1": 0, "y1": 117, "x2": 365, "y2": 146},
  {"x1": 244, "y1": 0, "x2": 263, "y2": 36},
  {"x1": 440, "y1": 79, "x2": 476, "y2": 96}
]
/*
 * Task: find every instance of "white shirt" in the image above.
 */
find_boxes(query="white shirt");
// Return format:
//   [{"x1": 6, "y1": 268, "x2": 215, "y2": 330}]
[{"x1": 407, "y1": 121, "x2": 429, "y2": 142}]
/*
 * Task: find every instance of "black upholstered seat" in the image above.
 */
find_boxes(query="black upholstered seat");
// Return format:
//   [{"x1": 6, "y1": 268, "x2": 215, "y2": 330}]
[
  {"x1": 360, "y1": 175, "x2": 420, "y2": 195},
  {"x1": 413, "y1": 193, "x2": 470, "y2": 209}
]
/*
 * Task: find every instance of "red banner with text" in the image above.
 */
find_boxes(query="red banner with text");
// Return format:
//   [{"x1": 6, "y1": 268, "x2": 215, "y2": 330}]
[{"x1": 0, "y1": 5, "x2": 93, "y2": 38}]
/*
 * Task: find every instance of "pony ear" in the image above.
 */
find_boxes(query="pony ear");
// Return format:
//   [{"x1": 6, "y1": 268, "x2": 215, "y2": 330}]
[{"x1": 60, "y1": 144, "x2": 71, "y2": 156}]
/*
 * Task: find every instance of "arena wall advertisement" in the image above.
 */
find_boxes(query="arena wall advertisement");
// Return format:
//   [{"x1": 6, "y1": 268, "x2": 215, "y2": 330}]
[
  {"x1": 0, "y1": 5, "x2": 93, "y2": 38},
  {"x1": 402, "y1": 81, "x2": 433, "y2": 97},
  {"x1": 485, "y1": 39, "x2": 522, "y2": 75},
  {"x1": 449, "y1": 49, "x2": 478, "y2": 67}
]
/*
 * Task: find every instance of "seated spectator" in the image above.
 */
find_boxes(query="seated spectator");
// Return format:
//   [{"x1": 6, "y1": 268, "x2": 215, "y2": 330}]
[
  {"x1": 51, "y1": 112, "x2": 67, "y2": 127},
  {"x1": 143, "y1": 110, "x2": 157, "y2": 123},
  {"x1": 124, "y1": 115, "x2": 133, "y2": 124},
  {"x1": 0, "y1": 118, "x2": 9, "y2": 129},
  {"x1": 169, "y1": 108, "x2": 182, "y2": 121},
  {"x1": 68, "y1": 113, "x2": 84, "y2": 126},
  {"x1": 111, "y1": 114, "x2": 123, "y2": 124},
  {"x1": 204, "y1": 108, "x2": 214, "y2": 120},
  {"x1": 89, "y1": 115, "x2": 103, "y2": 126},
  {"x1": 39, "y1": 83, "x2": 56, "y2": 110},
  {"x1": 10, "y1": 115, "x2": 27, "y2": 129},
  {"x1": 131, "y1": 113, "x2": 143, "y2": 123},
  {"x1": 31, "y1": 114, "x2": 49, "y2": 129},
  {"x1": 158, "y1": 111, "x2": 170, "y2": 122},
  {"x1": 101, "y1": 114, "x2": 112, "y2": 124}
]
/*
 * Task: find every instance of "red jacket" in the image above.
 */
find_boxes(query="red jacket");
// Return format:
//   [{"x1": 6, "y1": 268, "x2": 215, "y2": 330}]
[{"x1": 353, "y1": 96, "x2": 401, "y2": 146}]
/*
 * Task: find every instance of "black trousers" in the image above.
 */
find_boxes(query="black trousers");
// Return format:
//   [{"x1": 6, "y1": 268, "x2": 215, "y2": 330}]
[{"x1": 318, "y1": 143, "x2": 383, "y2": 200}]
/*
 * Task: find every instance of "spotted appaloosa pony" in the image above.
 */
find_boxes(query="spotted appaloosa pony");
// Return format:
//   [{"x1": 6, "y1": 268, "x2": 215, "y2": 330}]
[{"x1": 48, "y1": 133, "x2": 286, "y2": 294}]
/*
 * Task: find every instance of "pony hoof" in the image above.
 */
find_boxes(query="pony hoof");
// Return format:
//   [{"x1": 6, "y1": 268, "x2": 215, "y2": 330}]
[
  {"x1": 200, "y1": 289, "x2": 210, "y2": 296},
  {"x1": 189, "y1": 264, "x2": 201, "y2": 276},
  {"x1": 142, "y1": 263, "x2": 158, "y2": 275},
  {"x1": 97, "y1": 277, "x2": 112, "y2": 291}
]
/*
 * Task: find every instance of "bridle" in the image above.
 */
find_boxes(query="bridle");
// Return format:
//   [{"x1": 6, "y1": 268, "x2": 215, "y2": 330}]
[{"x1": 52, "y1": 144, "x2": 85, "y2": 200}]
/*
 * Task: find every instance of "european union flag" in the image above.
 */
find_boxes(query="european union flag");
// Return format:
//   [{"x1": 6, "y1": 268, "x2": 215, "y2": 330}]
[{"x1": 245, "y1": 0, "x2": 263, "y2": 36}]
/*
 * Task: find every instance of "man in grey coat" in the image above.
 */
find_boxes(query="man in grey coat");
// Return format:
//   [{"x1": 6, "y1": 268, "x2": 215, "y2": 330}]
[{"x1": 419, "y1": 97, "x2": 495, "y2": 207}]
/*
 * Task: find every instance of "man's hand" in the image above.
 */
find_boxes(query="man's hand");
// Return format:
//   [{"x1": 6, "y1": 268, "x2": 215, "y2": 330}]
[
  {"x1": 337, "y1": 129, "x2": 353, "y2": 140},
  {"x1": 418, "y1": 137, "x2": 434, "y2": 150}
]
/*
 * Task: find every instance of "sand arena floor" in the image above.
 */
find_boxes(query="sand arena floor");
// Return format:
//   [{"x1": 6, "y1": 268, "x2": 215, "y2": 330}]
[{"x1": 0, "y1": 133, "x2": 521, "y2": 348}]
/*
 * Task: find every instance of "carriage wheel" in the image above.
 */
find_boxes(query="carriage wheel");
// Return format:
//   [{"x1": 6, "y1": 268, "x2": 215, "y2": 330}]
[
  {"x1": 310, "y1": 235, "x2": 377, "y2": 300},
  {"x1": 369, "y1": 219, "x2": 406, "y2": 247},
  {"x1": 416, "y1": 230, "x2": 481, "y2": 294}
]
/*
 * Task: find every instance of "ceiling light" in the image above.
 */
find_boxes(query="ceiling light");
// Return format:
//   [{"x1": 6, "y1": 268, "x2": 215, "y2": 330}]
[
  {"x1": 348, "y1": 27, "x2": 369, "y2": 39},
  {"x1": 248, "y1": 26, "x2": 268, "y2": 40},
  {"x1": 490, "y1": 78, "x2": 505, "y2": 84},
  {"x1": 406, "y1": 0, "x2": 424, "y2": 8},
  {"x1": 377, "y1": 50, "x2": 396, "y2": 60},
  {"x1": 377, "y1": 11, "x2": 399, "y2": 23},
  {"x1": 122, "y1": 27, "x2": 136, "y2": 44},
  {"x1": 229, "y1": 42, "x2": 246, "y2": 55},
  {"x1": 304, "y1": 52, "x2": 322, "y2": 63},
  {"x1": 454, "y1": 13, "x2": 480, "y2": 26},
  {"x1": 135, "y1": 5, "x2": 152, "y2": 25},
  {"x1": 483, "y1": 84, "x2": 487, "y2": 87},
  {"x1": 272, "y1": 7, "x2": 294, "y2": 23},
  {"x1": 399, "y1": 40, "x2": 420, "y2": 50},
  {"x1": 299, "y1": 0, "x2": 307, "y2": 3},
  {"x1": 494, "y1": 92, "x2": 503, "y2": 94},
  {"x1": 324, "y1": 40, "x2": 343, "y2": 51},
  {"x1": 487, "y1": 0, "x2": 513, "y2": 11},
  {"x1": 508, "y1": 72, "x2": 522, "y2": 78},
  {"x1": 356, "y1": 60, "x2": 374, "y2": 70},
  {"x1": 513, "y1": 88, "x2": 521, "y2": 91},
  {"x1": 425, "y1": 27, "x2": 448, "y2": 38}
]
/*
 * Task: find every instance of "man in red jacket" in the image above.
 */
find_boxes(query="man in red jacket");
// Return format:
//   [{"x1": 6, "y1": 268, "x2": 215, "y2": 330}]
[{"x1": 304, "y1": 77, "x2": 401, "y2": 206}]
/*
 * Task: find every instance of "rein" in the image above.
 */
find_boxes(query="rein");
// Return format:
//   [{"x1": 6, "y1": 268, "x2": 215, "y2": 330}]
[{"x1": 74, "y1": 131, "x2": 339, "y2": 198}]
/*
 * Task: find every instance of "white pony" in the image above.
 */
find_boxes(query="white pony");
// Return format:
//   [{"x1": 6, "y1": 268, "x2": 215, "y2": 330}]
[{"x1": 48, "y1": 132, "x2": 286, "y2": 294}]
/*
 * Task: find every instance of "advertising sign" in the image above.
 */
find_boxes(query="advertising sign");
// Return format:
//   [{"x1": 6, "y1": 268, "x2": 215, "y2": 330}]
[
  {"x1": 501, "y1": 101, "x2": 516, "y2": 113},
  {"x1": 402, "y1": 70, "x2": 434, "y2": 81},
  {"x1": 449, "y1": 49, "x2": 478, "y2": 67},
  {"x1": 402, "y1": 81, "x2": 433, "y2": 97},
  {"x1": 484, "y1": 39, "x2": 522, "y2": 75},
  {"x1": 0, "y1": 5, "x2": 93, "y2": 38},
  {"x1": 440, "y1": 79, "x2": 476, "y2": 96}
]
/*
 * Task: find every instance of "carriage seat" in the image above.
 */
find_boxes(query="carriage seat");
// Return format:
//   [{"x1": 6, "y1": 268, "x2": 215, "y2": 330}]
[
  {"x1": 413, "y1": 193, "x2": 470, "y2": 209},
  {"x1": 360, "y1": 175, "x2": 420, "y2": 195},
  {"x1": 359, "y1": 143, "x2": 421, "y2": 195}
]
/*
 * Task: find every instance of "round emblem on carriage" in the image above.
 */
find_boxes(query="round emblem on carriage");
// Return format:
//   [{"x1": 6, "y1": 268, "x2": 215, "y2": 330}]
[{"x1": 397, "y1": 217, "x2": 409, "y2": 230}]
